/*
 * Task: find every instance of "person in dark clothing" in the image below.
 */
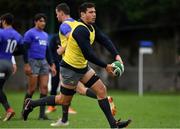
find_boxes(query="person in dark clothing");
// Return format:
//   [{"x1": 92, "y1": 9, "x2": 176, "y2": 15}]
[{"x1": 45, "y1": 34, "x2": 61, "y2": 114}]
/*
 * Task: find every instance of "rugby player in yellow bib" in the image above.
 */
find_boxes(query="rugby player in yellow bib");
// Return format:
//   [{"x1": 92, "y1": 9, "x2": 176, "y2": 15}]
[
  {"x1": 51, "y1": 3, "x2": 117, "y2": 126},
  {"x1": 59, "y1": 3, "x2": 131, "y2": 128},
  {"x1": 22, "y1": 2, "x2": 131, "y2": 128},
  {"x1": 51, "y1": 3, "x2": 98, "y2": 126}
]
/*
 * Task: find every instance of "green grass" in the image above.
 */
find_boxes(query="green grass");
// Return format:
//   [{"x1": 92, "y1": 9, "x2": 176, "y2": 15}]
[{"x1": 0, "y1": 90, "x2": 180, "y2": 128}]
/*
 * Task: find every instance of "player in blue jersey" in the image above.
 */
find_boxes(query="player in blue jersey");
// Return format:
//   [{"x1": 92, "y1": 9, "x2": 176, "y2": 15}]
[
  {"x1": 0, "y1": 13, "x2": 23, "y2": 121},
  {"x1": 22, "y1": 13, "x2": 56, "y2": 120},
  {"x1": 0, "y1": 19, "x2": 18, "y2": 75},
  {"x1": 1, "y1": 17, "x2": 18, "y2": 78}
]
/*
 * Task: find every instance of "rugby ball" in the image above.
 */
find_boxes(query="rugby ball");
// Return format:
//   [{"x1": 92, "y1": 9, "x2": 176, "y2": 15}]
[{"x1": 111, "y1": 61, "x2": 124, "y2": 77}]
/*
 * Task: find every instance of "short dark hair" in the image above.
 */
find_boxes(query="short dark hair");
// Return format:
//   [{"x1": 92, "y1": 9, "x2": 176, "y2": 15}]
[
  {"x1": 56, "y1": 3, "x2": 70, "y2": 15},
  {"x1": 34, "y1": 13, "x2": 47, "y2": 22},
  {"x1": 79, "y1": 2, "x2": 95, "y2": 13},
  {"x1": 0, "y1": 13, "x2": 14, "y2": 25}
]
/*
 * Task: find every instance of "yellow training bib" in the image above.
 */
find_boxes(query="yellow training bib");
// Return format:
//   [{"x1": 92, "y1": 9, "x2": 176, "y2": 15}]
[{"x1": 63, "y1": 22, "x2": 95, "y2": 69}]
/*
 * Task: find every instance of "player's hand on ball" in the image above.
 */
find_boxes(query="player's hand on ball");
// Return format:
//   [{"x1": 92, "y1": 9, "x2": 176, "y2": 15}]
[
  {"x1": 111, "y1": 61, "x2": 124, "y2": 77},
  {"x1": 115, "y1": 55, "x2": 123, "y2": 64},
  {"x1": 105, "y1": 64, "x2": 115, "y2": 76}
]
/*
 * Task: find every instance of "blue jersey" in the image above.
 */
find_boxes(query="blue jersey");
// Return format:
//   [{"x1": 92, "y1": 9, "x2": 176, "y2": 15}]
[
  {"x1": 23, "y1": 27, "x2": 49, "y2": 59},
  {"x1": 0, "y1": 27, "x2": 22, "y2": 61}
]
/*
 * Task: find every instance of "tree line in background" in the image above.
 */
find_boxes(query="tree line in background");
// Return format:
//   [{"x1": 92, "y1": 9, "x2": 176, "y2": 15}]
[{"x1": 0, "y1": 0, "x2": 180, "y2": 33}]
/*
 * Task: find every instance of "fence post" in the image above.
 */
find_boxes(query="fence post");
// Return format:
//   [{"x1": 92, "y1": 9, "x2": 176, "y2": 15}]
[{"x1": 138, "y1": 41, "x2": 153, "y2": 96}]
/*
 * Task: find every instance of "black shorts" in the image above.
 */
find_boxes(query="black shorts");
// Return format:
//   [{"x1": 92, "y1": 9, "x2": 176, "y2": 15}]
[{"x1": 0, "y1": 59, "x2": 13, "y2": 80}]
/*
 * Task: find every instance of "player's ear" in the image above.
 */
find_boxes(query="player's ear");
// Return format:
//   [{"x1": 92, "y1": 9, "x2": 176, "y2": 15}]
[
  {"x1": 81, "y1": 12, "x2": 85, "y2": 18},
  {"x1": 59, "y1": 11, "x2": 63, "y2": 16},
  {"x1": 2, "y1": 20, "x2": 6, "y2": 27}
]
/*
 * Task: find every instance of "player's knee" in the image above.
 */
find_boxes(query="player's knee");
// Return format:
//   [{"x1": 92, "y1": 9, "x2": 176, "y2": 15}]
[
  {"x1": 96, "y1": 86, "x2": 107, "y2": 99},
  {"x1": 55, "y1": 94, "x2": 71, "y2": 105},
  {"x1": 76, "y1": 85, "x2": 87, "y2": 95},
  {"x1": 55, "y1": 95, "x2": 62, "y2": 104},
  {"x1": 40, "y1": 86, "x2": 48, "y2": 94},
  {"x1": 40, "y1": 90, "x2": 48, "y2": 95},
  {"x1": 27, "y1": 89, "x2": 35, "y2": 95},
  {"x1": 60, "y1": 86, "x2": 76, "y2": 96}
]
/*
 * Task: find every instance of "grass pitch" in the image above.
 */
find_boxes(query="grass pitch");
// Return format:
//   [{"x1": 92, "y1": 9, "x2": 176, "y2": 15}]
[{"x1": 0, "y1": 90, "x2": 180, "y2": 128}]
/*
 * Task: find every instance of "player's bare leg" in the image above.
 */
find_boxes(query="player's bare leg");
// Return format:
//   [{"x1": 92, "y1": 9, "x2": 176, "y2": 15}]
[{"x1": 39, "y1": 74, "x2": 49, "y2": 120}]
